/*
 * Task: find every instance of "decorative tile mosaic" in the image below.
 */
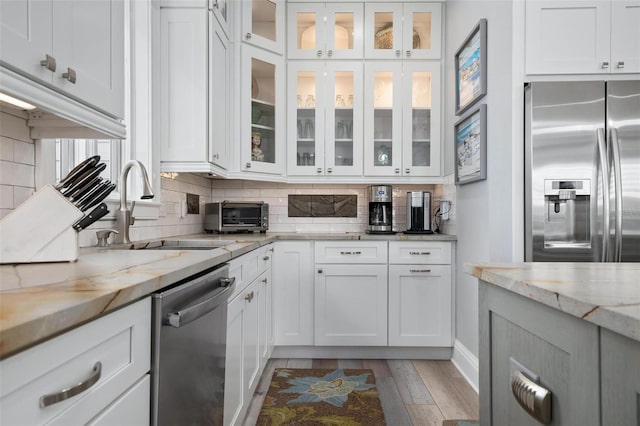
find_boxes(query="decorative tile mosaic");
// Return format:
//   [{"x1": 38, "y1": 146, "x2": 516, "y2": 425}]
[{"x1": 289, "y1": 195, "x2": 357, "y2": 217}]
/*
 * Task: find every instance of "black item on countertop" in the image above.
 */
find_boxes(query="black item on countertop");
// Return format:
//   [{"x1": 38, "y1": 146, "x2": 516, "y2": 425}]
[
  {"x1": 72, "y1": 203, "x2": 109, "y2": 230},
  {"x1": 365, "y1": 230, "x2": 397, "y2": 235},
  {"x1": 80, "y1": 182, "x2": 116, "y2": 211},
  {"x1": 55, "y1": 155, "x2": 100, "y2": 190}
]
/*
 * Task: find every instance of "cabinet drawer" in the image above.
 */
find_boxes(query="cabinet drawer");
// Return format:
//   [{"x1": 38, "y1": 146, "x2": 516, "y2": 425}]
[
  {"x1": 0, "y1": 298, "x2": 151, "y2": 425},
  {"x1": 315, "y1": 241, "x2": 387, "y2": 264},
  {"x1": 388, "y1": 241, "x2": 451, "y2": 264},
  {"x1": 228, "y1": 244, "x2": 273, "y2": 301}
]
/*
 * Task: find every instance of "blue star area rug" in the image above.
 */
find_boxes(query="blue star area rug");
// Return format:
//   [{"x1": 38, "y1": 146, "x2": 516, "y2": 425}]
[{"x1": 257, "y1": 368, "x2": 386, "y2": 425}]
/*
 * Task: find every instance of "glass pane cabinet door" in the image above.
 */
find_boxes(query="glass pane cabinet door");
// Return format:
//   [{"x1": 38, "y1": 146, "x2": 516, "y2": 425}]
[
  {"x1": 243, "y1": 0, "x2": 284, "y2": 54},
  {"x1": 364, "y1": 62, "x2": 402, "y2": 176},
  {"x1": 403, "y1": 3, "x2": 442, "y2": 59},
  {"x1": 364, "y1": 3, "x2": 402, "y2": 59},
  {"x1": 325, "y1": 4, "x2": 363, "y2": 59},
  {"x1": 243, "y1": 45, "x2": 284, "y2": 174},
  {"x1": 326, "y1": 62, "x2": 363, "y2": 175},
  {"x1": 403, "y1": 62, "x2": 441, "y2": 176},
  {"x1": 287, "y1": 62, "x2": 325, "y2": 176},
  {"x1": 287, "y1": 4, "x2": 324, "y2": 59}
]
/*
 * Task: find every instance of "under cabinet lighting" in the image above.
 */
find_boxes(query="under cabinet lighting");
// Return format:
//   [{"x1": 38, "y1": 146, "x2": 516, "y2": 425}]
[{"x1": 0, "y1": 92, "x2": 36, "y2": 110}]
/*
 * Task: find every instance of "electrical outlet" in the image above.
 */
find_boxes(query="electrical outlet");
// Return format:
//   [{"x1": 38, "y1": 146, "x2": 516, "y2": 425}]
[{"x1": 440, "y1": 200, "x2": 450, "y2": 221}]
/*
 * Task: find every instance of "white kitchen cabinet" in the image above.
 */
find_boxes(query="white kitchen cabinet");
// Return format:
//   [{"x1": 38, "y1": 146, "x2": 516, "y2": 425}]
[
  {"x1": 241, "y1": 44, "x2": 286, "y2": 175},
  {"x1": 364, "y1": 60, "x2": 441, "y2": 177},
  {"x1": 240, "y1": 0, "x2": 285, "y2": 55},
  {"x1": 388, "y1": 241, "x2": 453, "y2": 347},
  {"x1": 87, "y1": 375, "x2": 150, "y2": 426},
  {"x1": 364, "y1": 3, "x2": 442, "y2": 60},
  {"x1": 0, "y1": 0, "x2": 125, "y2": 119},
  {"x1": 159, "y1": 6, "x2": 230, "y2": 172},
  {"x1": 224, "y1": 244, "x2": 273, "y2": 426},
  {"x1": 287, "y1": 3, "x2": 363, "y2": 60},
  {"x1": 287, "y1": 60, "x2": 364, "y2": 176},
  {"x1": 0, "y1": 298, "x2": 151, "y2": 425},
  {"x1": 314, "y1": 241, "x2": 388, "y2": 346},
  {"x1": 272, "y1": 241, "x2": 315, "y2": 345},
  {"x1": 525, "y1": 0, "x2": 640, "y2": 74}
]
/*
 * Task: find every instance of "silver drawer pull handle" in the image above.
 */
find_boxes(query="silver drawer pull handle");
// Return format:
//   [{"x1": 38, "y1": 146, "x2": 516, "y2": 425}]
[
  {"x1": 409, "y1": 251, "x2": 431, "y2": 255},
  {"x1": 410, "y1": 269, "x2": 431, "y2": 273},
  {"x1": 40, "y1": 54, "x2": 56, "y2": 72},
  {"x1": 40, "y1": 362, "x2": 102, "y2": 408},
  {"x1": 339, "y1": 251, "x2": 361, "y2": 255},
  {"x1": 511, "y1": 371, "x2": 552, "y2": 424},
  {"x1": 62, "y1": 67, "x2": 77, "y2": 84},
  {"x1": 263, "y1": 256, "x2": 270, "y2": 261}
]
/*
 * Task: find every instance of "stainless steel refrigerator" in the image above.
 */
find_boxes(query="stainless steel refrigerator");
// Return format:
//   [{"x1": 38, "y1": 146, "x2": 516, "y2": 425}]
[{"x1": 525, "y1": 81, "x2": 640, "y2": 262}]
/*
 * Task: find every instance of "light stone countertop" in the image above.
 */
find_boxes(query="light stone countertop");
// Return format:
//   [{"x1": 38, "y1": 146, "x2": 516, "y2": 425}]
[
  {"x1": 0, "y1": 232, "x2": 456, "y2": 359},
  {"x1": 466, "y1": 262, "x2": 640, "y2": 343}
]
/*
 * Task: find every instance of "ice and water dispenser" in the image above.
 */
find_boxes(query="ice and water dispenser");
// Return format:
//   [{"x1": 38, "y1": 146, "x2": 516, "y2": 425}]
[{"x1": 543, "y1": 179, "x2": 591, "y2": 248}]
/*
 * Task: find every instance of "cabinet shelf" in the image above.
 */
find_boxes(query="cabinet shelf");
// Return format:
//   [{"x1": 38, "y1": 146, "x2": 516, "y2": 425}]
[
  {"x1": 297, "y1": 138, "x2": 315, "y2": 142},
  {"x1": 252, "y1": 124, "x2": 275, "y2": 131},
  {"x1": 413, "y1": 139, "x2": 430, "y2": 143},
  {"x1": 252, "y1": 98, "x2": 275, "y2": 108},
  {"x1": 335, "y1": 138, "x2": 354, "y2": 142}
]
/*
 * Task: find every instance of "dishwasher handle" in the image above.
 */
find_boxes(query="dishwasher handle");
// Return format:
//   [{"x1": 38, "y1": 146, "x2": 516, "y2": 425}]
[{"x1": 165, "y1": 278, "x2": 236, "y2": 328}]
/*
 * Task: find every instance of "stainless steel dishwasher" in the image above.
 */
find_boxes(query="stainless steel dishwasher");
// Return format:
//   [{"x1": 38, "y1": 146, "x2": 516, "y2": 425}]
[{"x1": 151, "y1": 264, "x2": 235, "y2": 426}]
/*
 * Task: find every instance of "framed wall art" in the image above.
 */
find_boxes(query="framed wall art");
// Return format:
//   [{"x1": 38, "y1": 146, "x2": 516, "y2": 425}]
[
  {"x1": 454, "y1": 104, "x2": 486, "y2": 185},
  {"x1": 455, "y1": 19, "x2": 487, "y2": 116}
]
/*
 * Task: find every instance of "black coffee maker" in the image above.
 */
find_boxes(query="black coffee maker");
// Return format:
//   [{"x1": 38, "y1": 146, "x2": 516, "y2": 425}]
[
  {"x1": 367, "y1": 185, "x2": 394, "y2": 234},
  {"x1": 405, "y1": 191, "x2": 433, "y2": 234}
]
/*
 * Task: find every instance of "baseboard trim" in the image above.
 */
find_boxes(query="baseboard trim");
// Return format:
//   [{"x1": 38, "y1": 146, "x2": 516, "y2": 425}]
[
  {"x1": 272, "y1": 346, "x2": 453, "y2": 360},
  {"x1": 451, "y1": 339, "x2": 479, "y2": 393}
]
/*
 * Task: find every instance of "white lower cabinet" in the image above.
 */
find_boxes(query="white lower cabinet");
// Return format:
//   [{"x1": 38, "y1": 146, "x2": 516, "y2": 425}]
[
  {"x1": 272, "y1": 241, "x2": 315, "y2": 345},
  {"x1": 0, "y1": 298, "x2": 151, "y2": 426},
  {"x1": 224, "y1": 245, "x2": 273, "y2": 426},
  {"x1": 388, "y1": 241, "x2": 453, "y2": 347}
]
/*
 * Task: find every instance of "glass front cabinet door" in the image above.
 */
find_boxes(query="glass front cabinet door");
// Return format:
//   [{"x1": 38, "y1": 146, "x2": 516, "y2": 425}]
[
  {"x1": 242, "y1": 45, "x2": 285, "y2": 175},
  {"x1": 287, "y1": 3, "x2": 363, "y2": 60},
  {"x1": 241, "y1": 0, "x2": 285, "y2": 54},
  {"x1": 364, "y1": 61, "x2": 441, "y2": 177},
  {"x1": 364, "y1": 3, "x2": 441, "y2": 60},
  {"x1": 287, "y1": 61, "x2": 363, "y2": 176}
]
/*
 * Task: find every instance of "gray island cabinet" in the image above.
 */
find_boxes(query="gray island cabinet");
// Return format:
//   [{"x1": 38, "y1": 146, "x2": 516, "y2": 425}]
[{"x1": 470, "y1": 263, "x2": 640, "y2": 426}]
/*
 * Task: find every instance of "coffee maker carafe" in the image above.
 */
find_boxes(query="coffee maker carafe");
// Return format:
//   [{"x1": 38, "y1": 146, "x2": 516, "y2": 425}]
[
  {"x1": 405, "y1": 191, "x2": 433, "y2": 234},
  {"x1": 367, "y1": 185, "x2": 394, "y2": 234}
]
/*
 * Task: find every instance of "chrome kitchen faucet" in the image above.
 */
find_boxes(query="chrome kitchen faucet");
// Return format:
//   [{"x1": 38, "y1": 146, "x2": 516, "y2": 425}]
[{"x1": 114, "y1": 161, "x2": 154, "y2": 244}]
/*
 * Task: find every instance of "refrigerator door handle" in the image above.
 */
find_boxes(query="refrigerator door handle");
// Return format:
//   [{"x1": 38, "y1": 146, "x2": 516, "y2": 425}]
[
  {"x1": 596, "y1": 128, "x2": 610, "y2": 262},
  {"x1": 610, "y1": 128, "x2": 623, "y2": 262}
]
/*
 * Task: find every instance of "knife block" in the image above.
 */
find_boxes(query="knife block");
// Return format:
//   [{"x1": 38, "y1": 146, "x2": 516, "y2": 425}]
[{"x1": 0, "y1": 185, "x2": 84, "y2": 264}]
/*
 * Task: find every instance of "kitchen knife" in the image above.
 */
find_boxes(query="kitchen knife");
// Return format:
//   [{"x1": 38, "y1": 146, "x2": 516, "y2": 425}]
[
  {"x1": 55, "y1": 155, "x2": 100, "y2": 190},
  {"x1": 62, "y1": 162, "x2": 106, "y2": 197},
  {"x1": 72, "y1": 203, "x2": 109, "y2": 230},
  {"x1": 73, "y1": 180, "x2": 110, "y2": 209},
  {"x1": 79, "y1": 182, "x2": 116, "y2": 211},
  {"x1": 67, "y1": 176, "x2": 102, "y2": 202}
]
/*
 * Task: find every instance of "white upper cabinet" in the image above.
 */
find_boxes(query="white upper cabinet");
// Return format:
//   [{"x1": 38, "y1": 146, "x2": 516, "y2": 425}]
[
  {"x1": 364, "y1": 61, "x2": 441, "y2": 177},
  {"x1": 526, "y1": 0, "x2": 640, "y2": 74},
  {"x1": 1, "y1": 0, "x2": 125, "y2": 119},
  {"x1": 364, "y1": 3, "x2": 442, "y2": 60},
  {"x1": 287, "y1": 3, "x2": 363, "y2": 60},
  {"x1": 241, "y1": 0, "x2": 285, "y2": 55},
  {"x1": 287, "y1": 60, "x2": 363, "y2": 176},
  {"x1": 242, "y1": 45, "x2": 286, "y2": 175}
]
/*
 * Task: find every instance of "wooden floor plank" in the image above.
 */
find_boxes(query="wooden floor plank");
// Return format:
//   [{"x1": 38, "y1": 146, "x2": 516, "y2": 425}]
[
  {"x1": 376, "y1": 376, "x2": 413, "y2": 426},
  {"x1": 388, "y1": 359, "x2": 435, "y2": 405},
  {"x1": 337, "y1": 359, "x2": 364, "y2": 369},
  {"x1": 412, "y1": 360, "x2": 476, "y2": 420},
  {"x1": 406, "y1": 404, "x2": 446, "y2": 426},
  {"x1": 312, "y1": 358, "x2": 338, "y2": 369},
  {"x1": 451, "y1": 377, "x2": 480, "y2": 419},
  {"x1": 363, "y1": 359, "x2": 393, "y2": 378},
  {"x1": 286, "y1": 358, "x2": 312, "y2": 368}
]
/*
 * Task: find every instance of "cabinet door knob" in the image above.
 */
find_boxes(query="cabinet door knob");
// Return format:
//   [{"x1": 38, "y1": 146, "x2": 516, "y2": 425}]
[
  {"x1": 245, "y1": 291, "x2": 254, "y2": 302},
  {"x1": 40, "y1": 54, "x2": 56, "y2": 72},
  {"x1": 396, "y1": 49, "x2": 401, "y2": 57},
  {"x1": 317, "y1": 167, "x2": 322, "y2": 173},
  {"x1": 405, "y1": 168, "x2": 410, "y2": 174},
  {"x1": 616, "y1": 61, "x2": 625, "y2": 69},
  {"x1": 395, "y1": 168, "x2": 400, "y2": 174},
  {"x1": 213, "y1": 153, "x2": 219, "y2": 160},
  {"x1": 327, "y1": 167, "x2": 332, "y2": 173},
  {"x1": 317, "y1": 269, "x2": 323, "y2": 274},
  {"x1": 246, "y1": 32, "x2": 252, "y2": 40},
  {"x1": 406, "y1": 50, "x2": 411, "y2": 57},
  {"x1": 262, "y1": 278, "x2": 268, "y2": 284},
  {"x1": 601, "y1": 61, "x2": 609, "y2": 69},
  {"x1": 327, "y1": 49, "x2": 333, "y2": 57},
  {"x1": 246, "y1": 162, "x2": 251, "y2": 168},
  {"x1": 317, "y1": 49, "x2": 323, "y2": 57},
  {"x1": 263, "y1": 256, "x2": 270, "y2": 261},
  {"x1": 62, "y1": 67, "x2": 77, "y2": 84}
]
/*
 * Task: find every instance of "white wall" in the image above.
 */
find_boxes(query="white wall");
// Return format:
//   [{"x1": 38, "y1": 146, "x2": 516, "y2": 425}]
[{"x1": 445, "y1": 0, "x2": 520, "y2": 362}]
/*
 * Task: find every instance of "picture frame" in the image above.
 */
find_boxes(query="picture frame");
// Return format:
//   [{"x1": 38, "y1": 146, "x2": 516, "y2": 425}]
[
  {"x1": 454, "y1": 104, "x2": 487, "y2": 185},
  {"x1": 455, "y1": 19, "x2": 487, "y2": 116}
]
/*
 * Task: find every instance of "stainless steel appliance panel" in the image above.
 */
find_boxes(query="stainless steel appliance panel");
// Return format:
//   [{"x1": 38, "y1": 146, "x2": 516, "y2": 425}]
[
  {"x1": 152, "y1": 265, "x2": 235, "y2": 426},
  {"x1": 607, "y1": 80, "x2": 640, "y2": 261},
  {"x1": 525, "y1": 81, "x2": 605, "y2": 261}
]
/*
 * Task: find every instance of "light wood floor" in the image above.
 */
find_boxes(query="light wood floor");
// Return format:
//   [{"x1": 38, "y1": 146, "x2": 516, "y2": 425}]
[{"x1": 242, "y1": 359, "x2": 479, "y2": 426}]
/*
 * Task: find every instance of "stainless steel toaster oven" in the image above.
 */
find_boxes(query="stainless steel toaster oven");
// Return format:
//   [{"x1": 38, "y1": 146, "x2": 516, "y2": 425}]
[{"x1": 204, "y1": 201, "x2": 269, "y2": 233}]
